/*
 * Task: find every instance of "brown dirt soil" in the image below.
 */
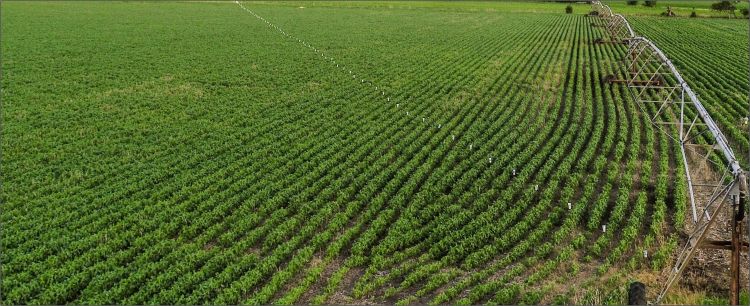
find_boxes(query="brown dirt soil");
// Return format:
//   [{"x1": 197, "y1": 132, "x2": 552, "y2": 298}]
[
  {"x1": 678, "y1": 149, "x2": 749, "y2": 298},
  {"x1": 298, "y1": 257, "x2": 344, "y2": 303},
  {"x1": 327, "y1": 267, "x2": 367, "y2": 305}
]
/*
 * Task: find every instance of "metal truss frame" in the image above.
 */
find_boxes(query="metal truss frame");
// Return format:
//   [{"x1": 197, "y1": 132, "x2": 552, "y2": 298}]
[{"x1": 591, "y1": 2, "x2": 748, "y2": 304}]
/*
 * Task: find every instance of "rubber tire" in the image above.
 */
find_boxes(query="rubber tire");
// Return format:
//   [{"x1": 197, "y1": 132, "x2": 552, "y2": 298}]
[{"x1": 628, "y1": 282, "x2": 647, "y2": 305}]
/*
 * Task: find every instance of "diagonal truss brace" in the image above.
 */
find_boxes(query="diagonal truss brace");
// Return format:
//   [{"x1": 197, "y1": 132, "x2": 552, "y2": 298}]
[
  {"x1": 618, "y1": 36, "x2": 746, "y2": 224},
  {"x1": 619, "y1": 35, "x2": 748, "y2": 306},
  {"x1": 592, "y1": 2, "x2": 748, "y2": 304},
  {"x1": 591, "y1": 2, "x2": 634, "y2": 44},
  {"x1": 659, "y1": 171, "x2": 744, "y2": 301}
]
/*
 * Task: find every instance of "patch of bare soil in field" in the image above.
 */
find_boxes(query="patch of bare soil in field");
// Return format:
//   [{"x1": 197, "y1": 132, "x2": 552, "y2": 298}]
[
  {"x1": 298, "y1": 257, "x2": 340, "y2": 303},
  {"x1": 669, "y1": 150, "x2": 748, "y2": 298},
  {"x1": 680, "y1": 217, "x2": 748, "y2": 297},
  {"x1": 327, "y1": 267, "x2": 369, "y2": 305}
]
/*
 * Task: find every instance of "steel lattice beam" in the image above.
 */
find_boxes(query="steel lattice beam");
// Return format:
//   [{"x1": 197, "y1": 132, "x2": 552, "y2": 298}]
[
  {"x1": 591, "y1": 2, "x2": 748, "y2": 304},
  {"x1": 591, "y1": 3, "x2": 634, "y2": 44}
]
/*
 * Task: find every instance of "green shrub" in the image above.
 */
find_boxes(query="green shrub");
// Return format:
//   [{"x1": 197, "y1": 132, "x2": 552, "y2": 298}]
[{"x1": 711, "y1": 1, "x2": 736, "y2": 12}]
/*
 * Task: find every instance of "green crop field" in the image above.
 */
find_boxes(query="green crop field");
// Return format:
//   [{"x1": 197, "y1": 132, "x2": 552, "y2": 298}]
[
  {"x1": 607, "y1": 1, "x2": 749, "y2": 17},
  {"x1": 1, "y1": 1, "x2": 748, "y2": 305},
  {"x1": 629, "y1": 16, "x2": 750, "y2": 162}
]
